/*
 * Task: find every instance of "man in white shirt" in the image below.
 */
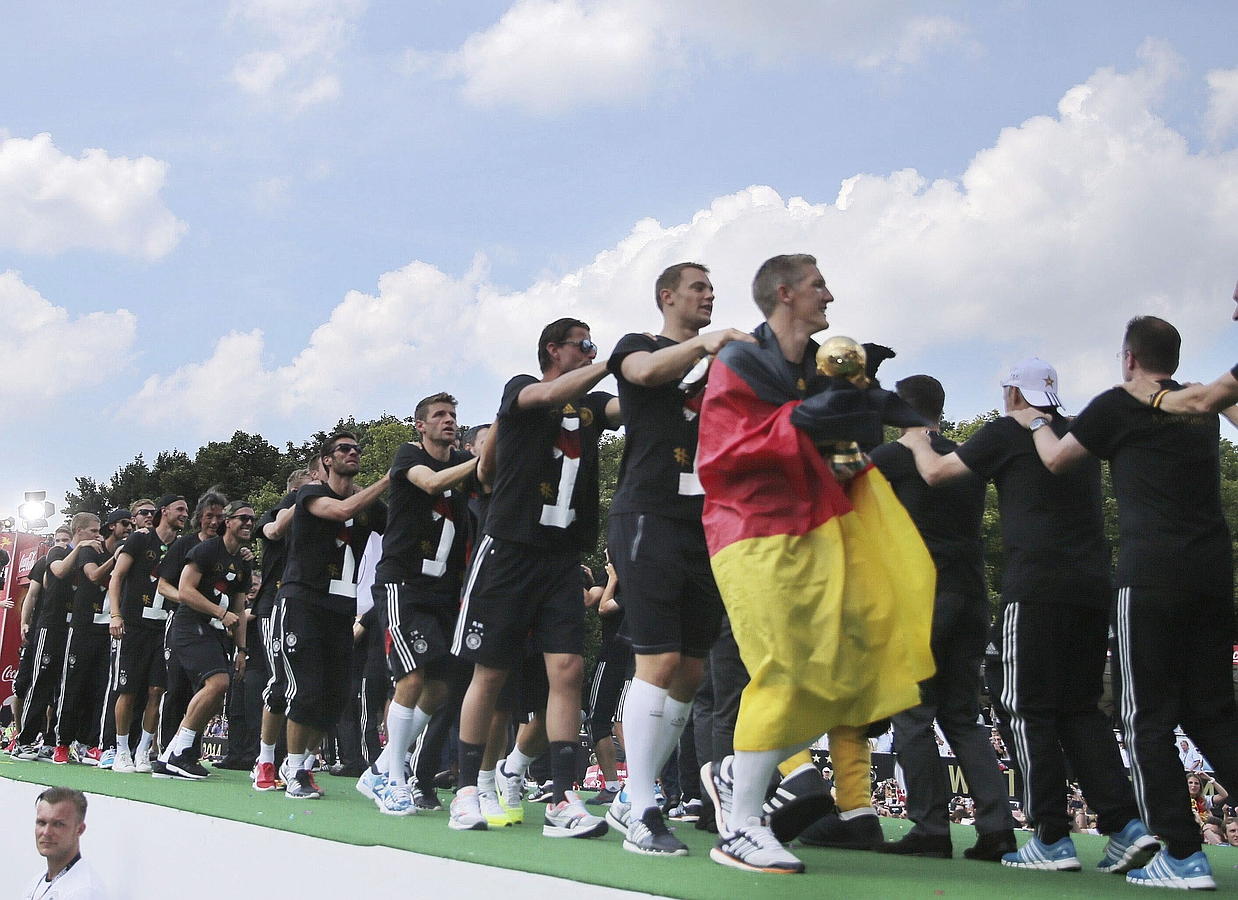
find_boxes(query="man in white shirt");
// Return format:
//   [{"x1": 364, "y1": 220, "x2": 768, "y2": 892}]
[{"x1": 22, "y1": 786, "x2": 109, "y2": 899}]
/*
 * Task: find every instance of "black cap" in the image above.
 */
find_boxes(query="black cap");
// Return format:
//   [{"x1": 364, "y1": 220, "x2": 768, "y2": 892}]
[
  {"x1": 152, "y1": 494, "x2": 186, "y2": 526},
  {"x1": 102, "y1": 509, "x2": 131, "y2": 533}
]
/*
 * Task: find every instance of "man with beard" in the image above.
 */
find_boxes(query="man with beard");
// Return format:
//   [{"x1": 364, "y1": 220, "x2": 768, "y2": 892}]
[
  {"x1": 278, "y1": 432, "x2": 388, "y2": 799},
  {"x1": 108, "y1": 495, "x2": 188, "y2": 774},
  {"x1": 156, "y1": 502, "x2": 254, "y2": 780}
]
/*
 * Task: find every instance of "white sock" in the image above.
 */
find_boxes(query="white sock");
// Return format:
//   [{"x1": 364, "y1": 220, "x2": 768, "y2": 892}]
[
  {"x1": 730, "y1": 748, "x2": 784, "y2": 827},
  {"x1": 161, "y1": 727, "x2": 196, "y2": 761},
  {"x1": 136, "y1": 730, "x2": 155, "y2": 756},
  {"x1": 116, "y1": 736, "x2": 132, "y2": 758},
  {"x1": 620, "y1": 678, "x2": 669, "y2": 816},
  {"x1": 384, "y1": 702, "x2": 417, "y2": 785},
  {"x1": 286, "y1": 752, "x2": 306, "y2": 774},
  {"x1": 653, "y1": 697, "x2": 692, "y2": 772},
  {"x1": 478, "y1": 767, "x2": 497, "y2": 793},
  {"x1": 258, "y1": 741, "x2": 276, "y2": 766},
  {"x1": 504, "y1": 745, "x2": 535, "y2": 778},
  {"x1": 605, "y1": 780, "x2": 621, "y2": 792}
]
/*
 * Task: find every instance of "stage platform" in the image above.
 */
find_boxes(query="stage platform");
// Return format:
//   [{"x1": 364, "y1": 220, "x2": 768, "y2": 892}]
[{"x1": 4, "y1": 759, "x2": 1236, "y2": 899}]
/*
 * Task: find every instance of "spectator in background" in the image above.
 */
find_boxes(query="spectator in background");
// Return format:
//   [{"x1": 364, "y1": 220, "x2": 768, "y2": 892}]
[
  {"x1": 1179, "y1": 738, "x2": 1206, "y2": 773},
  {"x1": 1223, "y1": 819, "x2": 1238, "y2": 846},
  {"x1": 1202, "y1": 821, "x2": 1225, "y2": 846},
  {"x1": 1188, "y1": 773, "x2": 1228, "y2": 824}
]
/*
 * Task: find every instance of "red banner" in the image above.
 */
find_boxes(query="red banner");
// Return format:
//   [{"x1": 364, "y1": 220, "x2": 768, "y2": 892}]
[{"x1": 0, "y1": 532, "x2": 52, "y2": 707}]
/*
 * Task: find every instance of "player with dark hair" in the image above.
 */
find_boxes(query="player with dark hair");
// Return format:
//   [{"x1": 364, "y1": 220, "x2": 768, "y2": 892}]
[
  {"x1": 449, "y1": 316, "x2": 620, "y2": 836},
  {"x1": 278, "y1": 432, "x2": 388, "y2": 799},
  {"x1": 156, "y1": 501, "x2": 254, "y2": 780},
  {"x1": 1010, "y1": 316, "x2": 1237, "y2": 889},
  {"x1": 357, "y1": 392, "x2": 477, "y2": 815}
]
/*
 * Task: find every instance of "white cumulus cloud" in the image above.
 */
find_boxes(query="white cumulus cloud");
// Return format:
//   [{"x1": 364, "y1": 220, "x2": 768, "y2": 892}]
[
  {"x1": 229, "y1": 0, "x2": 365, "y2": 110},
  {"x1": 0, "y1": 133, "x2": 186, "y2": 260},
  {"x1": 129, "y1": 43, "x2": 1238, "y2": 433},
  {"x1": 1205, "y1": 66, "x2": 1238, "y2": 144},
  {"x1": 0, "y1": 271, "x2": 138, "y2": 416},
  {"x1": 412, "y1": 0, "x2": 970, "y2": 114}
]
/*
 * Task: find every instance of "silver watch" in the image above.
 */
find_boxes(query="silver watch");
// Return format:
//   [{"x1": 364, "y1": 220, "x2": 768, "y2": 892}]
[{"x1": 1028, "y1": 416, "x2": 1049, "y2": 433}]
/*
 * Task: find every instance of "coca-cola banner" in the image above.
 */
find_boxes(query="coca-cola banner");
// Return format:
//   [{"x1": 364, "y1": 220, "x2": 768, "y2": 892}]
[{"x1": 0, "y1": 532, "x2": 52, "y2": 707}]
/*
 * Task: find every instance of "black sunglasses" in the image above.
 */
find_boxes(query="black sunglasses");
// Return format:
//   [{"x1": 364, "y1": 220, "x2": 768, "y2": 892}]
[
  {"x1": 332, "y1": 442, "x2": 361, "y2": 455},
  {"x1": 558, "y1": 339, "x2": 597, "y2": 355},
  {"x1": 136, "y1": 509, "x2": 156, "y2": 516},
  {"x1": 229, "y1": 514, "x2": 256, "y2": 524}
]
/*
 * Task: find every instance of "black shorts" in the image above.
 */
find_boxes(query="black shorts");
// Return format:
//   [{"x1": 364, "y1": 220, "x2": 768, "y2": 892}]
[
  {"x1": 586, "y1": 639, "x2": 634, "y2": 741},
  {"x1": 608, "y1": 511, "x2": 724, "y2": 657},
  {"x1": 169, "y1": 620, "x2": 232, "y2": 691},
  {"x1": 114, "y1": 627, "x2": 167, "y2": 695},
  {"x1": 373, "y1": 583, "x2": 457, "y2": 681},
  {"x1": 451, "y1": 536, "x2": 585, "y2": 668},
  {"x1": 280, "y1": 597, "x2": 353, "y2": 731},
  {"x1": 260, "y1": 612, "x2": 286, "y2": 715},
  {"x1": 496, "y1": 642, "x2": 550, "y2": 716}
]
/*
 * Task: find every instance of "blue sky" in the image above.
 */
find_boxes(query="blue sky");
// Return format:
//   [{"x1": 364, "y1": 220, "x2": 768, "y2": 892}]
[{"x1": 1, "y1": 1, "x2": 1236, "y2": 522}]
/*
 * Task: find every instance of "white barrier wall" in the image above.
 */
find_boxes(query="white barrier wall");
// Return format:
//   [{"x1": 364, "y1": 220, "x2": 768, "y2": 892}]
[{"x1": 1, "y1": 778, "x2": 653, "y2": 900}]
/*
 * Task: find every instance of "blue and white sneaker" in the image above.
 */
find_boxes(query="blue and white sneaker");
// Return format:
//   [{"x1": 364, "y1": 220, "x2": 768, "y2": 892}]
[
  {"x1": 1126, "y1": 849, "x2": 1216, "y2": 890},
  {"x1": 1097, "y1": 819, "x2": 1160, "y2": 874},
  {"x1": 1001, "y1": 835, "x2": 1082, "y2": 871},
  {"x1": 607, "y1": 788, "x2": 632, "y2": 831},
  {"x1": 355, "y1": 766, "x2": 387, "y2": 803},
  {"x1": 378, "y1": 782, "x2": 416, "y2": 817},
  {"x1": 99, "y1": 747, "x2": 117, "y2": 770}
]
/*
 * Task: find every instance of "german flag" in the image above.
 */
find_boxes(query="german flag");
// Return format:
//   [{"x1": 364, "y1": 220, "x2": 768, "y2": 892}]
[{"x1": 698, "y1": 329, "x2": 935, "y2": 752}]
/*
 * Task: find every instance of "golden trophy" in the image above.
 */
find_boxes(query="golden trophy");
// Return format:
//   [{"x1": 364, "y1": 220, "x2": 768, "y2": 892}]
[{"x1": 815, "y1": 336, "x2": 869, "y2": 476}]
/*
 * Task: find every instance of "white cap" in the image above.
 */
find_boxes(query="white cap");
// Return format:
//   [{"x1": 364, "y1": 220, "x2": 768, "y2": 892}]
[{"x1": 1002, "y1": 357, "x2": 1062, "y2": 409}]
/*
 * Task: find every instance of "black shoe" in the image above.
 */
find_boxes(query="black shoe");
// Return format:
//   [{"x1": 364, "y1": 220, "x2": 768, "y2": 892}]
[
  {"x1": 798, "y1": 811, "x2": 884, "y2": 850},
  {"x1": 873, "y1": 831, "x2": 953, "y2": 858},
  {"x1": 329, "y1": 762, "x2": 365, "y2": 778},
  {"x1": 166, "y1": 751, "x2": 210, "y2": 781},
  {"x1": 764, "y1": 763, "x2": 837, "y2": 842},
  {"x1": 587, "y1": 787, "x2": 619, "y2": 806},
  {"x1": 529, "y1": 781, "x2": 554, "y2": 803},
  {"x1": 964, "y1": 829, "x2": 1018, "y2": 861},
  {"x1": 150, "y1": 758, "x2": 172, "y2": 779},
  {"x1": 412, "y1": 784, "x2": 442, "y2": 811}
]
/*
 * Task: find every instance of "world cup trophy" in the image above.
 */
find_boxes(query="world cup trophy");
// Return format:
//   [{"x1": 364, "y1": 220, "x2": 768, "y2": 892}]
[{"x1": 815, "y1": 336, "x2": 870, "y2": 477}]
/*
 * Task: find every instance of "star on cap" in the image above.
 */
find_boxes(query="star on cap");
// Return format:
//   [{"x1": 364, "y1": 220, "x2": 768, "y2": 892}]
[{"x1": 1044, "y1": 375, "x2": 1055, "y2": 388}]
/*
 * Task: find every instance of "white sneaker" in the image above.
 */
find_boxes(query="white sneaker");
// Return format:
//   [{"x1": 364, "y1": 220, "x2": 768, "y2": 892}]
[
  {"x1": 495, "y1": 761, "x2": 525, "y2": 824},
  {"x1": 449, "y1": 786, "x2": 488, "y2": 832},
  {"x1": 378, "y1": 782, "x2": 416, "y2": 817},
  {"x1": 480, "y1": 789, "x2": 512, "y2": 827},
  {"x1": 607, "y1": 789, "x2": 632, "y2": 831},
  {"x1": 112, "y1": 751, "x2": 136, "y2": 774},
  {"x1": 356, "y1": 766, "x2": 386, "y2": 803},
  {"x1": 543, "y1": 790, "x2": 609, "y2": 839},
  {"x1": 134, "y1": 747, "x2": 153, "y2": 773},
  {"x1": 711, "y1": 818, "x2": 804, "y2": 874}
]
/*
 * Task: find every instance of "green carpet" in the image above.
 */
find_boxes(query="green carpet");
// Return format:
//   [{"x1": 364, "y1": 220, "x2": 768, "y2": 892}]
[{"x1": 5, "y1": 758, "x2": 1236, "y2": 898}]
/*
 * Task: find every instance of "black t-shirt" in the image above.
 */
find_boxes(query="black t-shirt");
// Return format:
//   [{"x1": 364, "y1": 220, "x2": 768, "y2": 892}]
[
  {"x1": 280, "y1": 482, "x2": 386, "y2": 615},
  {"x1": 254, "y1": 492, "x2": 297, "y2": 619},
  {"x1": 870, "y1": 434, "x2": 986, "y2": 598},
  {"x1": 955, "y1": 416, "x2": 1111, "y2": 607},
  {"x1": 158, "y1": 533, "x2": 204, "y2": 614},
  {"x1": 1070, "y1": 386, "x2": 1232, "y2": 597},
  {"x1": 464, "y1": 472, "x2": 491, "y2": 566},
  {"x1": 37, "y1": 545, "x2": 73, "y2": 629},
  {"x1": 375, "y1": 443, "x2": 471, "y2": 600},
  {"x1": 71, "y1": 544, "x2": 114, "y2": 632},
  {"x1": 485, "y1": 375, "x2": 616, "y2": 551},
  {"x1": 176, "y1": 537, "x2": 253, "y2": 631},
  {"x1": 609, "y1": 333, "x2": 705, "y2": 520},
  {"x1": 119, "y1": 529, "x2": 176, "y2": 630}
]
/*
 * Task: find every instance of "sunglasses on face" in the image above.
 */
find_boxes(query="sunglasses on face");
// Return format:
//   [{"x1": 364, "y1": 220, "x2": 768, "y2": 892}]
[
  {"x1": 558, "y1": 339, "x2": 597, "y2": 355},
  {"x1": 229, "y1": 514, "x2": 256, "y2": 524},
  {"x1": 332, "y1": 443, "x2": 361, "y2": 455},
  {"x1": 136, "y1": 509, "x2": 156, "y2": 517}
]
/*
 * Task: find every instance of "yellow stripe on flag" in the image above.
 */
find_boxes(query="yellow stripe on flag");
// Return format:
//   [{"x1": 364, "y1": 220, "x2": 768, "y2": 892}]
[{"x1": 711, "y1": 467, "x2": 936, "y2": 752}]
